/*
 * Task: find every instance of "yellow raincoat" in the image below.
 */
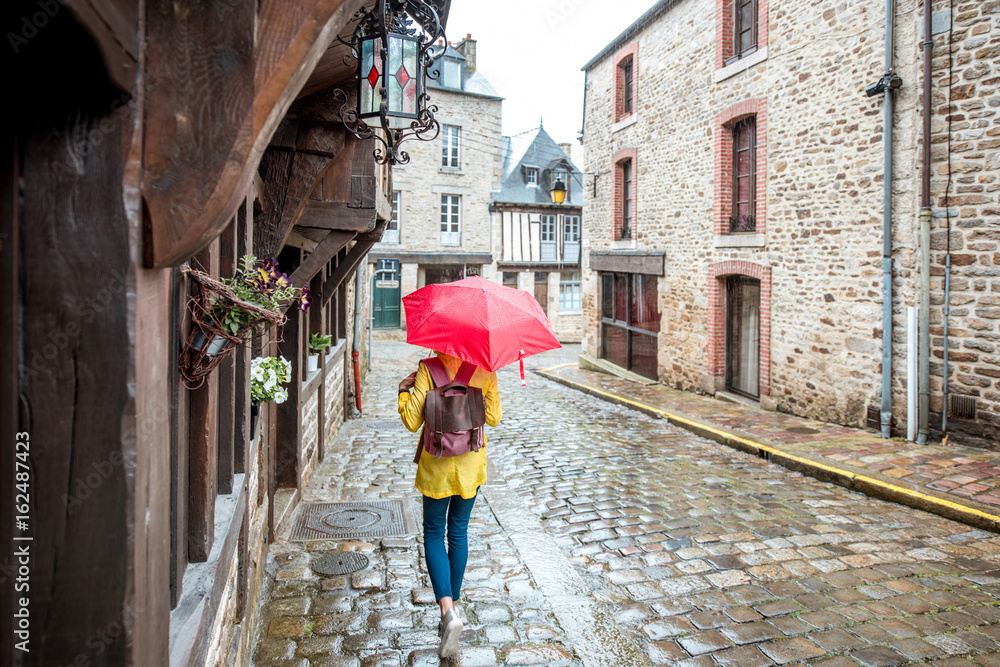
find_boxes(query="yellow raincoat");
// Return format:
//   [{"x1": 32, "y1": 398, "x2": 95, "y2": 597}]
[{"x1": 398, "y1": 353, "x2": 502, "y2": 499}]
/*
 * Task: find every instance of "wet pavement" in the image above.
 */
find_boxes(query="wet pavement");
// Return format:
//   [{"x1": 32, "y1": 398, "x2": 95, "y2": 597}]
[
  {"x1": 252, "y1": 341, "x2": 1000, "y2": 667},
  {"x1": 540, "y1": 364, "x2": 1000, "y2": 528}
]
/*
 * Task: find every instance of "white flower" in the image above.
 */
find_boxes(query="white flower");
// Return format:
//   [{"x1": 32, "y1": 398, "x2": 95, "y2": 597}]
[{"x1": 274, "y1": 388, "x2": 288, "y2": 404}]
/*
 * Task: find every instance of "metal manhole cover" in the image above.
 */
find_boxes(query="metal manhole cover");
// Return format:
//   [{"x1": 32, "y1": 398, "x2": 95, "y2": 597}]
[
  {"x1": 362, "y1": 419, "x2": 406, "y2": 431},
  {"x1": 312, "y1": 552, "x2": 370, "y2": 576},
  {"x1": 786, "y1": 426, "x2": 820, "y2": 435},
  {"x1": 290, "y1": 500, "x2": 407, "y2": 540}
]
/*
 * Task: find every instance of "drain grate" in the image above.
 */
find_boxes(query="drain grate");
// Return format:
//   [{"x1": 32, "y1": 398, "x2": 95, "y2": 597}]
[
  {"x1": 362, "y1": 419, "x2": 407, "y2": 431},
  {"x1": 311, "y1": 552, "x2": 370, "y2": 576},
  {"x1": 290, "y1": 500, "x2": 407, "y2": 541}
]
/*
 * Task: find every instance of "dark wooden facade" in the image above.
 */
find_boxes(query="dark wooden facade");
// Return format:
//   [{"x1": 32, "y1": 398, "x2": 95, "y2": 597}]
[{"x1": 0, "y1": 0, "x2": 442, "y2": 664}]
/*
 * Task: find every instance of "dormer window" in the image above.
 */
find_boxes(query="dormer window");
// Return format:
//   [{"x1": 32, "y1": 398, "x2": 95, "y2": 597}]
[
  {"x1": 443, "y1": 58, "x2": 462, "y2": 88},
  {"x1": 526, "y1": 168, "x2": 539, "y2": 186}
]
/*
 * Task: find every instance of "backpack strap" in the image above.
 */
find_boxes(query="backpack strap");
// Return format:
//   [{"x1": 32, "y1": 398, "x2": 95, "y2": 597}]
[
  {"x1": 454, "y1": 361, "x2": 477, "y2": 387},
  {"x1": 422, "y1": 357, "x2": 451, "y2": 388}
]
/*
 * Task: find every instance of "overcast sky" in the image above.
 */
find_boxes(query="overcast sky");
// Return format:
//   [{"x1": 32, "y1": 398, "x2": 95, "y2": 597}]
[{"x1": 446, "y1": 0, "x2": 658, "y2": 163}]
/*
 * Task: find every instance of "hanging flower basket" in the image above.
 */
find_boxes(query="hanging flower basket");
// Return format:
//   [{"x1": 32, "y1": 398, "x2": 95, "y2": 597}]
[{"x1": 179, "y1": 256, "x2": 309, "y2": 387}]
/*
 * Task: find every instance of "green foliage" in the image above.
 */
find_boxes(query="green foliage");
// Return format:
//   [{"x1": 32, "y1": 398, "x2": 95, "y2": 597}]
[{"x1": 309, "y1": 333, "x2": 334, "y2": 353}]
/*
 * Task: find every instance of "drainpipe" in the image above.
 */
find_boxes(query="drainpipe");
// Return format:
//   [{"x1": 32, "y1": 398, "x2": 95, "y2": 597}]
[
  {"x1": 352, "y1": 263, "x2": 364, "y2": 414},
  {"x1": 916, "y1": 0, "x2": 933, "y2": 444},
  {"x1": 879, "y1": 0, "x2": 898, "y2": 439}
]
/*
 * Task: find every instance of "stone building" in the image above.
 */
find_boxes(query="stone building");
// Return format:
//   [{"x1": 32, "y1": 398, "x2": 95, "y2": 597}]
[
  {"x1": 369, "y1": 36, "x2": 503, "y2": 330},
  {"x1": 580, "y1": 0, "x2": 999, "y2": 447},
  {"x1": 491, "y1": 127, "x2": 585, "y2": 342}
]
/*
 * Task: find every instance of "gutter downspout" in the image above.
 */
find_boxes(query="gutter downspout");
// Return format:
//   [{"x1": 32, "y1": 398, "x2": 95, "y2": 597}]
[
  {"x1": 917, "y1": 0, "x2": 933, "y2": 444},
  {"x1": 880, "y1": 0, "x2": 897, "y2": 439},
  {"x1": 352, "y1": 262, "x2": 364, "y2": 414}
]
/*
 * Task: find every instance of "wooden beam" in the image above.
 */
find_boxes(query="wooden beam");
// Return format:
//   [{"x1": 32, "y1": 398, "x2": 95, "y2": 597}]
[
  {"x1": 320, "y1": 220, "x2": 386, "y2": 306},
  {"x1": 65, "y1": 0, "x2": 138, "y2": 91},
  {"x1": 188, "y1": 239, "x2": 220, "y2": 562},
  {"x1": 288, "y1": 231, "x2": 354, "y2": 288},
  {"x1": 217, "y1": 219, "x2": 238, "y2": 495},
  {"x1": 298, "y1": 200, "x2": 376, "y2": 232},
  {"x1": 0, "y1": 129, "x2": 18, "y2": 667},
  {"x1": 142, "y1": 0, "x2": 369, "y2": 268},
  {"x1": 275, "y1": 306, "x2": 302, "y2": 488},
  {"x1": 285, "y1": 229, "x2": 319, "y2": 253}
]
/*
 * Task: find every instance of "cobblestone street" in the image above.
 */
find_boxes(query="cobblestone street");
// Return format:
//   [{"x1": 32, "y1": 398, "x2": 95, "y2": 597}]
[{"x1": 254, "y1": 341, "x2": 1000, "y2": 667}]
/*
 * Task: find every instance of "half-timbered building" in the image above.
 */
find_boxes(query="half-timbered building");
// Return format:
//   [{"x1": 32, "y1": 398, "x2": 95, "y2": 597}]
[
  {"x1": 491, "y1": 127, "x2": 584, "y2": 342},
  {"x1": 1, "y1": 0, "x2": 448, "y2": 664}
]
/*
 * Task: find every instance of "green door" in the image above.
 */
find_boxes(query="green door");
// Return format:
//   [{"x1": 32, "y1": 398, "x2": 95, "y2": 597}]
[{"x1": 373, "y1": 259, "x2": 401, "y2": 329}]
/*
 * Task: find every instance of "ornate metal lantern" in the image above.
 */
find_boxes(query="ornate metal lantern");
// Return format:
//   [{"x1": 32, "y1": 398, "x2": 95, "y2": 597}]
[{"x1": 337, "y1": 0, "x2": 446, "y2": 165}]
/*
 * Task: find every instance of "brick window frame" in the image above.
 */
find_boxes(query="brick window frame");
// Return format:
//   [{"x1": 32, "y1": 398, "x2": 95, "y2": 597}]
[
  {"x1": 714, "y1": 98, "x2": 766, "y2": 236},
  {"x1": 611, "y1": 148, "x2": 637, "y2": 241},
  {"x1": 707, "y1": 261, "x2": 771, "y2": 396},
  {"x1": 613, "y1": 42, "x2": 638, "y2": 123},
  {"x1": 715, "y1": 0, "x2": 768, "y2": 70}
]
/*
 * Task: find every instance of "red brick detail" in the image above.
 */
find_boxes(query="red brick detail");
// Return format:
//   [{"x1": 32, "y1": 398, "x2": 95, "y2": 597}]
[
  {"x1": 611, "y1": 147, "x2": 637, "y2": 241},
  {"x1": 715, "y1": 0, "x2": 768, "y2": 70},
  {"x1": 713, "y1": 98, "x2": 767, "y2": 236},
  {"x1": 706, "y1": 261, "x2": 772, "y2": 396},
  {"x1": 613, "y1": 42, "x2": 638, "y2": 123}
]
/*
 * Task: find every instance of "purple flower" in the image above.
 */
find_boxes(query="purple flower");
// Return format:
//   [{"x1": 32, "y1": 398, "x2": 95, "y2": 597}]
[{"x1": 298, "y1": 284, "x2": 312, "y2": 312}]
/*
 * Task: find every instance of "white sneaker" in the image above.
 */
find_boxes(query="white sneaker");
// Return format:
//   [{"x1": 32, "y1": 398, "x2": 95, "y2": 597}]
[{"x1": 439, "y1": 609, "x2": 463, "y2": 658}]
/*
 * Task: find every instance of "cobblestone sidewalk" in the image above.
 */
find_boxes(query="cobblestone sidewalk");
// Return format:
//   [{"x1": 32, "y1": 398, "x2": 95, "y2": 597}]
[
  {"x1": 540, "y1": 362, "x2": 1000, "y2": 529},
  {"x1": 252, "y1": 341, "x2": 1000, "y2": 667}
]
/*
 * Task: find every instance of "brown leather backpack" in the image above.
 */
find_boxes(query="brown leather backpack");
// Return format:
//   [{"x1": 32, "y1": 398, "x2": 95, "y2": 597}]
[{"x1": 412, "y1": 357, "x2": 487, "y2": 462}]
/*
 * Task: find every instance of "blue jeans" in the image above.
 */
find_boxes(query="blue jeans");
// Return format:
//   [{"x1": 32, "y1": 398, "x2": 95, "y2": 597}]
[{"x1": 422, "y1": 489, "x2": 478, "y2": 602}]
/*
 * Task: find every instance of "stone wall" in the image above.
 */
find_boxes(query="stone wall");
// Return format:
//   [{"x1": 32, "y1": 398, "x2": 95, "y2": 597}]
[
  {"x1": 372, "y1": 87, "x2": 503, "y2": 296},
  {"x1": 927, "y1": 0, "x2": 1000, "y2": 446},
  {"x1": 581, "y1": 0, "x2": 998, "y2": 445}
]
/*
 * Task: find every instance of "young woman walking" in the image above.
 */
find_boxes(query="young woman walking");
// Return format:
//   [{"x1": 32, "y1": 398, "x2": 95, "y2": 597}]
[{"x1": 397, "y1": 351, "x2": 502, "y2": 658}]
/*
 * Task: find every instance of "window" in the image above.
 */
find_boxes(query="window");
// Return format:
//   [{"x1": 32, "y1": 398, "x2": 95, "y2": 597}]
[
  {"x1": 714, "y1": 99, "x2": 766, "y2": 237},
  {"x1": 621, "y1": 159, "x2": 633, "y2": 239},
  {"x1": 563, "y1": 215, "x2": 580, "y2": 243},
  {"x1": 730, "y1": 117, "x2": 756, "y2": 233},
  {"x1": 732, "y1": 0, "x2": 759, "y2": 63},
  {"x1": 559, "y1": 272, "x2": 582, "y2": 312},
  {"x1": 526, "y1": 168, "x2": 539, "y2": 186},
  {"x1": 621, "y1": 57, "x2": 634, "y2": 116},
  {"x1": 442, "y1": 125, "x2": 460, "y2": 168},
  {"x1": 613, "y1": 43, "x2": 638, "y2": 122},
  {"x1": 563, "y1": 215, "x2": 581, "y2": 263},
  {"x1": 443, "y1": 58, "x2": 462, "y2": 89},
  {"x1": 540, "y1": 215, "x2": 557, "y2": 261},
  {"x1": 553, "y1": 169, "x2": 568, "y2": 198},
  {"x1": 502, "y1": 272, "x2": 518, "y2": 288},
  {"x1": 384, "y1": 191, "x2": 400, "y2": 244},
  {"x1": 600, "y1": 272, "x2": 659, "y2": 379},
  {"x1": 440, "y1": 195, "x2": 460, "y2": 245}
]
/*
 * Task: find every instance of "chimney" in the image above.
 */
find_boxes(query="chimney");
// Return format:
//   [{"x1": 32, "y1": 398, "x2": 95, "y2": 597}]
[
  {"x1": 455, "y1": 34, "x2": 477, "y2": 70},
  {"x1": 558, "y1": 142, "x2": 573, "y2": 158}
]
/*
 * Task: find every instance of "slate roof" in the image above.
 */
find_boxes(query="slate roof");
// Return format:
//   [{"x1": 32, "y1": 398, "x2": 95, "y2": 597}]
[
  {"x1": 494, "y1": 126, "x2": 583, "y2": 207},
  {"x1": 426, "y1": 46, "x2": 502, "y2": 99}
]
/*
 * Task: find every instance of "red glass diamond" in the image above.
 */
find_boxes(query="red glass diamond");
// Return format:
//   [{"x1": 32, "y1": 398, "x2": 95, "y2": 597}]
[
  {"x1": 367, "y1": 65, "x2": 380, "y2": 90},
  {"x1": 394, "y1": 65, "x2": 410, "y2": 89}
]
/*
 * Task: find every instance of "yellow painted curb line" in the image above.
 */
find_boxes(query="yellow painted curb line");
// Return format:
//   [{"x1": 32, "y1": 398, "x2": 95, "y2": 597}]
[
  {"x1": 537, "y1": 369, "x2": 1000, "y2": 530},
  {"x1": 539, "y1": 362, "x2": 578, "y2": 373}
]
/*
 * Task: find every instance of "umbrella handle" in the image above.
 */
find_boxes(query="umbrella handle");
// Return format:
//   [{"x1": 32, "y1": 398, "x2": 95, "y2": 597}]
[{"x1": 519, "y1": 350, "x2": 526, "y2": 387}]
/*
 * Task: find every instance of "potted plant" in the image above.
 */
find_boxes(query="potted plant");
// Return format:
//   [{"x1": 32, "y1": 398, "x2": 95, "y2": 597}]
[
  {"x1": 308, "y1": 333, "x2": 333, "y2": 373},
  {"x1": 249, "y1": 355, "x2": 292, "y2": 435},
  {"x1": 181, "y1": 255, "x2": 310, "y2": 385}
]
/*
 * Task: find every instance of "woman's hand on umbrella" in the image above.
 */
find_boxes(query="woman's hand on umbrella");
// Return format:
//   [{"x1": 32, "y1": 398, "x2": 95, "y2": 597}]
[{"x1": 399, "y1": 371, "x2": 417, "y2": 393}]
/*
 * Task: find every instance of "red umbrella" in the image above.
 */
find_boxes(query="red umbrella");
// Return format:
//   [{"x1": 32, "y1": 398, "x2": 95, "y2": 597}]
[{"x1": 402, "y1": 275, "x2": 561, "y2": 384}]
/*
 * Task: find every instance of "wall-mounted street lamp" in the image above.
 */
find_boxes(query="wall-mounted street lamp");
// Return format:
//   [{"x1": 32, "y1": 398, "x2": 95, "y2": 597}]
[
  {"x1": 335, "y1": 0, "x2": 447, "y2": 165},
  {"x1": 550, "y1": 179, "x2": 567, "y2": 205}
]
